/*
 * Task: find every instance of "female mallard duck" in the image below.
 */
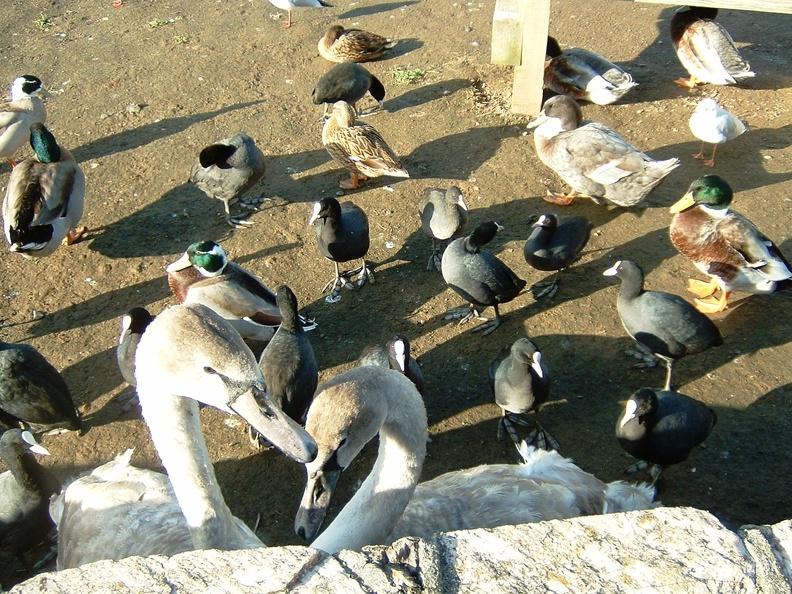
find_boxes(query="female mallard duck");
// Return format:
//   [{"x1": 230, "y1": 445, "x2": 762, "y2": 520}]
[
  {"x1": 313, "y1": 63, "x2": 387, "y2": 118},
  {"x1": 322, "y1": 100, "x2": 409, "y2": 190},
  {"x1": 51, "y1": 303, "x2": 318, "y2": 568},
  {"x1": 0, "y1": 75, "x2": 50, "y2": 167},
  {"x1": 527, "y1": 95, "x2": 679, "y2": 207},
  {"x1": 318, "y1": 25, "x2": 394, "y2": 63},
  {"x1": 688, "y1": 98, "x2": 746, "y2": 167},
  {"x1": 603, "y1": 260, "x2": 723, "y2": 390},
  {"x1": 309, "y1": 197, "x2": 371, "y2": 302},
  {"x1": 669, "y1": 175, "x2": 792, "y2": 313},
  {"x1": 616, "y1": 387, "x2": 716, "y2": 485},
  {"x1": 294, "y1": 366, "x2": 655, "y2": 552},
  {"x1": 3, "y1": 123, "x2": 86, "y2": 258},
  {"x1": 0, "y1": 429, "x2": 60, "y2": 575},
  {"x1": 267, "y1": 0, "x2": 330, "y2": 29},
  {"x1": 419, "y1": 186, "x2": 469, "y2": 271},
  {"x1": 189, "y1": 133, "x2": 267, "y2": 228},
  {"x1": 166, "y1": 240, "x2": 317, "y2": 341},
  {"x1": 441, "y1": 221, "x2": 526, "y2": 336},
  {"x1": 670, "y1": 6, "x2": 755, "y2": 88},
  {"x1": 544, "y1": 36, "x2": 637, "y2": 105}
]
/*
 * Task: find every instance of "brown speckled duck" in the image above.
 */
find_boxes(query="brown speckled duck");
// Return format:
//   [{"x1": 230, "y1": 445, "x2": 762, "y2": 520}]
[
  {"x1": 322, "y1": 101, "x2": 409, "y2": 190},
  {"x1": 670, "y1": 6, "x2": 755, "y2": 88},
  {"x1": 544, "y1": 36, "x2": 637, "y2": 105},
  {"x1": 318, "y1": 25, "x2": 394, "y2": 63},
  {"x1": 527, "y1": 95, "x2": 679, "y2": 207},
  {"x1": 669, "y1": 176, "x2": 792, "y2": 313}
]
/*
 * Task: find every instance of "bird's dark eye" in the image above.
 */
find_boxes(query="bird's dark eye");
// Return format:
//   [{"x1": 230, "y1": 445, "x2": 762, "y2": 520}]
[{"x1": 203, "y1": 366, "x2": 217, "y2": 375}]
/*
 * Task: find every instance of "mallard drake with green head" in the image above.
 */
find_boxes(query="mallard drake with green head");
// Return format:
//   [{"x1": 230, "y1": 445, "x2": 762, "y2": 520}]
[
  {"x1": 670, "y1": 6, "x2": 755, "y2": 88},
  {"x1": 318, "y1": 25, "x2": 394, "y2": 63},
  {"x1": 669, "y1": 175, "x2": 792, "y2": 313},
  {"x1": 0, "y1": 75, "x2": 50, "y2": 167},
  {"x1": 544, "y1": 36, "x2": 637, "y2": 105},
  {"x1": 166, "y1": 240, "x2": 317, "y2": 341},
  {"x1": 3, "y1": 123, "x2": 86, "y2": 258},
  {"x1": 527, "y1": 95, "x2": 679, "y2": 206},
  {"x1": 322, "y1": 101, "x2": 409, "y2": 190}
]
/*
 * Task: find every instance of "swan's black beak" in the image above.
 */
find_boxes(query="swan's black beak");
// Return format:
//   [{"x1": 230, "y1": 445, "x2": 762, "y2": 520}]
[
  {"x1": 294, "y1": 465, "x2": 341, "y2": 542},
  {"x1": 230, "y1": 383, "x2": 317, "y2": 464}
]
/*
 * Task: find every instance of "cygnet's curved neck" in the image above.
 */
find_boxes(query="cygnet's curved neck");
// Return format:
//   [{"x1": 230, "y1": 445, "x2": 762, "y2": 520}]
[
  {"x1": 140, "y1": 391, "x2": 261, "y2": 550},
  {"x1": 312, "y1": 387, "x2": 427, "y2": 553}
]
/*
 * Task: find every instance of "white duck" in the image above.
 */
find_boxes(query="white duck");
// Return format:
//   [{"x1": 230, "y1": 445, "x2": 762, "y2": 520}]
[
  {"x1": 295, "y1": 366, "x2": 655, "y2": 553},
  {"x1": 50, "y1": 303, "x2": 317, "y2": 568},
  {"x1": 688, "y1": 98, "x2": 746, "y2": 167},
  {"x1": 0, "y1": 75, "x2": 50, "y2": 167}
]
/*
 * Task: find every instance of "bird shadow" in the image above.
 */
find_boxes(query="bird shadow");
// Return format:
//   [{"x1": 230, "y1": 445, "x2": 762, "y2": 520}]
[
  {"x1": 71, "y1": 101, "x2": 267, "y2": 163},
  {"x1": 385, "y1": 79, "x2": 470, "y2": 112},
  {"x1": 25, "y1": 276, "x2": 171, "y2": 340},
  {"x1": 382, "y1": 38, "x2": 424, "y2": 60},
  {"x1": 338, "y1": 1, "x2": 420, "y2": 19},
  {"x1": 405, "y1": 124, "x2": 525, "y2": 179},
  {"x1": 654, "y1": 122, "x2": 792, "y2": 196}
]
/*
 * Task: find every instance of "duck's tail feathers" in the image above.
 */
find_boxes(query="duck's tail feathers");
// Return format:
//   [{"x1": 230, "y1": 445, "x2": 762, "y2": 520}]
[{"x1": 603, "y1": 481, "x2": 658, "y2": 513}]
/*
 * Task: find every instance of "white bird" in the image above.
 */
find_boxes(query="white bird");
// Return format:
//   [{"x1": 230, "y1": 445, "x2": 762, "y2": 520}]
[
  {"x1": 295, "y1": 366, "x2": 656, "y2": 554},
  {"x1": 688, "y1": 98, "x2": 746, "y2": 167},
  {"x1": 267, "y1": 0, "x2": 331, "y2": 29},
  {"x1": 50, "y1": 303, "x2": 317, "y2": 568},
  {"x1": 0, "y1": 75, "x2": 50, "y2": 167}
]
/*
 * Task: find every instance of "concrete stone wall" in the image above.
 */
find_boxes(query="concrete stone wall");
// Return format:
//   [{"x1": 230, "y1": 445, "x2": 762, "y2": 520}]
[{"x1": 11, "y1": 507, "x2": 792, "y2": 593}]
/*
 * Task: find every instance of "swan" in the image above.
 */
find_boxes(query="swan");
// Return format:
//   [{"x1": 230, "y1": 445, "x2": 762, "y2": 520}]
[
  {"x1": 295, "y1": 366, "x2": 655, "y2": 553},
  {"x1": 51, "y1": 303, "x2": 317, "y2": 568}
]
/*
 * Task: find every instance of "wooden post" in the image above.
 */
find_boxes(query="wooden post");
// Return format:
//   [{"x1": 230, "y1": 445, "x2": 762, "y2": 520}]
[{"x1": 510, "y1": 0, "x2": 552, "y2": 115}]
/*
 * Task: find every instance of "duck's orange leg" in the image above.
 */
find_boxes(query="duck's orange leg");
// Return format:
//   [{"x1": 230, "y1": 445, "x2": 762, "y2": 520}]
[
  {"x1": 674, "y1": 75, "x2": 701, "y2": 88},
  {"x1": 281, "y1": 10, "x2": 293, "y2": 28},
  {"x1": 694, "y1": 291, "x2": 730, "y2": 314},
  {"x1": 6, "y1": 158, "x2": 17, "y2": 168},
  {"x1": 63, "y1": 226, "x2": 87, "y2": 246},
  {"x1": 543, "y1": 190, "x2": 590, "y2": 206},
  {"x1": 339, "y1": 172, "x2": 366, "y2": 190},
  {"x1": 686, "y1": 277, "x2": 719, "y2": 298}
]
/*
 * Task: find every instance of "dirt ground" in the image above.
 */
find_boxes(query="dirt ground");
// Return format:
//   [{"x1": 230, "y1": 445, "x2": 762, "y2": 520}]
[{"x1": 1, "y1": 0, "x2": 791, "y2": 588}]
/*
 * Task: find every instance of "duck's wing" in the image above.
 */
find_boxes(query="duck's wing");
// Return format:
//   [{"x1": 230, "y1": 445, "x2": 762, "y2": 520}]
[
  {"x1": 716, "y1": 212, "x2": 792, "y2": 281},
  {"x1": 53, "y1": 452, "x2": 194, "y2": 569},
  {"x1": 682, "y1": 21, "x2": 751, "y2": 83},
  {"x1": 185, "y1": 263, "x2": 281, "y2": 325},
  {"x1": 327, "y1": 124, "x2": 407, "y2": 176},
  {"x1": 563, "y1": 123, "x2": 648, "y2": 185}
]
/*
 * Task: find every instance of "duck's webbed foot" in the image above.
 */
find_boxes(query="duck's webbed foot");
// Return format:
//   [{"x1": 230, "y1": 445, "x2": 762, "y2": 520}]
[
  {"x1": 225, "y1": 213, "x2": 255, "y2": 228},
  {"x1": 531, "y1": 278, "x2": 559, "y2": 300},
  {"x1": 624, "y1": 460, "x2": 664, "y2": 486},
  {"x1": 322, "y1": 276, "x2": 344, "y2": 303},
  {"x1": 443, "y1": 304, "x2": 483, "y2": 324},
  {"x1": 686, "y1": 277, "x2": 719, "y2": 299},
  {"x1": 625, "y1": 342, "x2": 659, "y2": 369},
  {"x1": 497, "y1": 412, "x2": 532, "y2": 443},
  {"x1": 526, "y1": 422, "x2": 561, "y2": 452},
  {"x1": 64, "y1": 226, "x2": 87, "y2": 245},
  {"x1": 348, "y1": 263, "x2": 374, "y2": 288},
  {"x1": 238, "y1": 195, "x2": 270, "y2": 211}
]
